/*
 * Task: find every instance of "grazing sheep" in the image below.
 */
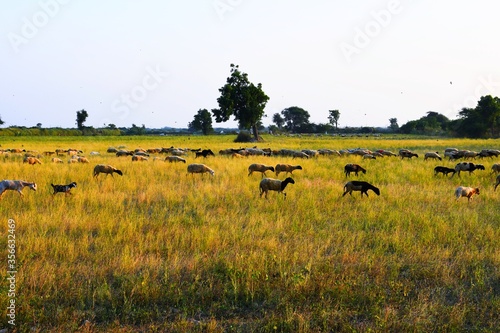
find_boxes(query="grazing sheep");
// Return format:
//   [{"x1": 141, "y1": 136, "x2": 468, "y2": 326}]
[
  {"x1": 107, "y1": 147, "x2": 118, "y2": 153},
  {"x1": 376, "y1": 149, "x2": 397, "y2": 157},
  {"x1": 116, "y1": 150, "x2": 133, "y2": 157},
  {"x1": 479, "y1": 149, "x2": 500, "y2": 158},
  {"x1": 165, "y1": 156, "x2": 186, "y2": 163},
  {"x1": 23, "y1": 156, "x2": 42, "y2": 165},
  {"x1": 455, "y1": 186, "x2": 480, "y2": 202},
  {"x1": 495, "y1": 175, "x2": 500, "y2": 191},
  {"x1": 453, "y1": 162, "x2": 485, "y2": 177},
  {"x1": 275, "y1": 164, "x2": 303, "y2": 176},
  {"x1": 0, "y1": 180, "x2": 37, "y2": 199},
  {"x1": 399, "y1": 149, "x2": 418, "y2": 159},
  {"x1": 342, "y1": 181, "x2": 380, "y2": 198},
  {"x1": 51, "y1": 157, "x2": 64, "y2": 163},
  {"x1": 424, "y1": 152, "x2": 442, "y2": 161},
  {"x1": 248, "y1": 164, "x2": 275, "y2": 177},
  {"x1": 51, "y1": 182, "x2": 77, "y2": 196},
  {"x1": 77, "y1": 156, "x2": 89, "y2": 163},
  {"x1": 132, "y1": 155, "x2": 149, "y2": 161},
  {"x1": 231, "y1": 153, "x2": 244, "y2": 158},
  {"x1": 363, "y1": 154, "x2": 376, "y2": 159},
  {"x1": 259, "y1": 177, "x2": 295, "y2": 199},
  {"x1": 93, "y1": 164, "x2": 123, "y2": 178},
  {"x1": 89, "y1": 151, "x2": 100, "y2": 156},
  {"x1": 491, "y1": 163, "x2": 500, "y2": 174},
  {"x1": 434, "y1": 166, "x2": 456, "y2": 177},
  {"x1": 344, "y1": 164, "x2": 366, "y2": 177},
  {"x1": 133, "y1": 151, "x2": 150, "y2": 157},
  {"x1": 195, "y1": 149, "x2": 215, "y2": 158},
  {"x1": 292, "y1": 151, "x2": 309, "y2": 159},
  {"x1": 187, "y1": 163, "x2": 215, "y2": 176}
]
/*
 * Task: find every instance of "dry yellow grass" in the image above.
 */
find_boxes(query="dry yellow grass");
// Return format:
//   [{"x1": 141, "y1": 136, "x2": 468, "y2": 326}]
[{"x1": 0, "y1": 135, "x2": 499, "y2": 332}]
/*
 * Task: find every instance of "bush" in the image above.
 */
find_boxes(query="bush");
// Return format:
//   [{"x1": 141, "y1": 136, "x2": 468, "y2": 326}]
[{"x1": 234, "y1": 131, "x2": 253, "y2": 143}]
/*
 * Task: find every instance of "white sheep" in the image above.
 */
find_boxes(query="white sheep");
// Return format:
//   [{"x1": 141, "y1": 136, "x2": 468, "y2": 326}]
[
  {"x1": 424, "y1": 152, "x2": 442, "y2": 161},
  {"x1": 165, "y1": 156, "x2": 186, "y2": 163},
  {"x1": 455, "y1": 186, "x2": 480, "y2": 202},
  {"x1": 275, "y1": 164, "x2": 303, "y2": 176},
  {"x1": 187, "y1": 163, "x2": 214, "y2": 176},
  {"x1": 248, "y1": 164, "x2": 275, "y2": 177},
  {"x1": 259, "y1": 177, "x2": 295, "y2": 199},
  {"x1": 0, "y1": 180, "x2": 37, "y2": 199},
  {"x1": 93, "y1": 164, "x2": 123, "y2": 178},
  {"x1": 51, "y1": 157, "x2": 63, "y2": 163}
]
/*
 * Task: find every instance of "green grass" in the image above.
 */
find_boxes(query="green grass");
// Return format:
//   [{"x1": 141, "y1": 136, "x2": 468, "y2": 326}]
[{"x1": 0, "y1": 135, "x2": 499, "y2": 332}]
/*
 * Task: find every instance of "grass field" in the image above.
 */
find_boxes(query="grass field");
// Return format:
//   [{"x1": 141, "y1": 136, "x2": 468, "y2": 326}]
[{"x1": 0, "y1": 135, "x2": 499, "y2": 332}]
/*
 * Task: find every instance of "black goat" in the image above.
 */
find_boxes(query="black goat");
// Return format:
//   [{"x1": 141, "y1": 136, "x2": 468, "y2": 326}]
[
  {"x1": 344, "y1": 164, "x2": 366, "y2": 177},
  {"x1": 434, "y1": 166, "x2": 456, "y2": 177},
  {"x1": 195, "y1": 149, "x2": 215, "y2": 158},
  {"x1": 342, "y1": 181, "x2": 380, "y2": 198}
]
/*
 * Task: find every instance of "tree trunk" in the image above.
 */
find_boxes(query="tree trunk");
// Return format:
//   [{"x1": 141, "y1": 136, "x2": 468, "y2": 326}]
[{"x1": 252, "y1": 124, "x2": 260, "y2": 141}]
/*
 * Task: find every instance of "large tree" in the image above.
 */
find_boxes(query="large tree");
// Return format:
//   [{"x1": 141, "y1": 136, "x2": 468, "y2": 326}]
[
  {"x1": 458, "y1": 95, "x2": 500, "y2": 138},
  {"x1": 76, "y1": 109, "x2": 88, "y2": 130},
  {"x1": 212, "y1": 64, "x2": 269, "y2": 141},
  {"x1": 281, "y1": 106, "x2": 311, "y2": 133},
  {"x1": 188, "y1": 109, "x2": 213, "y2": 135},
  {"x1": 328, "y1": 110, "x2": 340, "y2": 130},
  {"x1": 272, "y1": 113, "x2": 285, "y2": 129}
]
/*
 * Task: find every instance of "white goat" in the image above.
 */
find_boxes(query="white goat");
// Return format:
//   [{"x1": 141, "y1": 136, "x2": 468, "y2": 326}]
[
  {"x1": 0, "y1": 180, "x2": 37, "y2": 199},
  {"x1": 455, "y1": 186, "x2": 480, "y2": 202}
]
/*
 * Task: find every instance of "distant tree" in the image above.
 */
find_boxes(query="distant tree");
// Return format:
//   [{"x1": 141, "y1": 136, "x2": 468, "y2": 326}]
[
  {"x1": 281, "y1": 106, "x2": 310, "y2": 133},
  {"x1": 0, "y1": 115, "x2": 4, "y2": 126},
  {"x1": 272, "y1": 113, "x2": 285, "y2": 129},
  {"x1": 212, "y1": 64, "x2": 270, "y2": 141},
  {"x1": 328, "y1": 110, "x2": 340, "y2": 130},
  {"x1": 459, "y1": 95, "x2": 500, "y2": 138},
  {"x1": 36, "y1": 123, "x2": 42, "y2": 128},
  {"x1": 389, "y1": 118, "x2": 399, "y2": 131},
  {"x1": 76, "y1": 109, "x2": 88, "y2": 130},
  {"x1": 188, "y1": 109, "x2": 213, "y2": 135},
  {"x1": 106, "y1": 123, "x2": 117, "y2": 130}
]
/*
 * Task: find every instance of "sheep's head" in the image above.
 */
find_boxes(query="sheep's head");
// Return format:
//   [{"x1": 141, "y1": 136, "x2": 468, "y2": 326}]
[{"x1": 29, "y1": 183, "x2": 37, "y2": 191}]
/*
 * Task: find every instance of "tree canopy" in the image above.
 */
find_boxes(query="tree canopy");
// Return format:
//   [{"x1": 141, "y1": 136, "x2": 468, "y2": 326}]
[
  {"x1": 212, "y1": 64, "x2": 269, "y2": 141},
  {"x1": 457, "y1": 95, "x2": 500, "y2": 138},
  {"x1": 188, "y1": 109, "x2": 213, "y2": 135},
  {"x1": 76, "y1": 109, "x2": 89, "y2": 130},
  {"x1": 281, "y1": 106, "x2": 311, "y2": 133}
]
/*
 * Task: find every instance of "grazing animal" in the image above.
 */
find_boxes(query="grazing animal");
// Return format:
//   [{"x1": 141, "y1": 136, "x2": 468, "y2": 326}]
[
  {"x1": 51, "y1": 157, "x2": 64, "y2": 163},
  {"x1": 495, "y1": 175, "x2": 500, "y2": 191},
  {"x1": 23, "y1": 156, "x2": 42, "y2": 165},
  {"x1": 165, "y1": 156, "x2": 186, "y2": 163},
  {"x1": 424, "y1": 152, "x2": 442, "y2": 161},
  {"x1": 275, "y1": 164, "x2": 302, "y2": 176},
  {"x1": 116, "y1": 150, "x2": 133, "y2": 157},
  {"x1": 77, "y1": 156, "x2": 89, "y2": 163},
  {"x1": 0, "y1": 180, "x2": 37, "y2": 199},
  {"x1": 187, "y1": 163, "x2": 215, "y2": 176},
  {"x1": 491, "y1": 163, "x2": 500, "y2": 174},
  {"x1": 434, "y1": 166, "x2": 456, "y2": 177},
  {"x1": 344, "y1": 164, "x2": 366, "y2": 177},
  {"x1": 51, "y1": 182, "x2": 77, "y2": 196},
  {"x1": 132, "y1": 155, "x2": 149, "y2": 161},
  {"x1": 399, "y1": 149, "x2": 418, "y2": 159},
  {"x1": 93, "y1": 164, "x2": 123, "y2": 178},
  {"x1": 292, "y1": 151, "x2": 309, "y2": 159},
  {"x1": 343, "y1": 181, "x2": 380, "y2": 198},
  {"x1": 453, "y1": 162, "x2": 485, "y2": 177},
  {"x1": 195, "y1": 149, "x2": 215, "y2": 158},
  {"x1": 259, "y1": 177, "x2": 295, "y2": 199},
  {"x1": 455, "y1": 186, "x2": 480, "y2": 202},
  {"x1": 248, "y1": 164, "x2": 275, "y2": 177}
]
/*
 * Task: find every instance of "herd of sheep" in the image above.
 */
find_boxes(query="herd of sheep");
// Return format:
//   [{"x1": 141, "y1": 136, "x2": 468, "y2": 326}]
[{"x1": 1, "y1": 145, "x2": 500, "y2": 202}]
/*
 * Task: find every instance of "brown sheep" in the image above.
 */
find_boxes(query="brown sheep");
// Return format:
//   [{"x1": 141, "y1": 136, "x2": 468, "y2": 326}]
[
  {"x1": 93, "y1": 164, "x2": 123, "y2": 178},
  {"x1": 23, "y1": 156, "x2": 42, "y2": 165}
]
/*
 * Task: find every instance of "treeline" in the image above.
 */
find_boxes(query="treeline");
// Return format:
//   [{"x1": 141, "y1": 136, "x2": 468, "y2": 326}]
[{"x1": 399, "y1": 95, "x2": 500, "y2": 138}]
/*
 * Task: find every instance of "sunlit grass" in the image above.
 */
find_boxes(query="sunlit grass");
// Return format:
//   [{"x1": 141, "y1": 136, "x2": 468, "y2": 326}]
[{"x1": 0, "y1": 135, "x2": 499, "y2": 332}]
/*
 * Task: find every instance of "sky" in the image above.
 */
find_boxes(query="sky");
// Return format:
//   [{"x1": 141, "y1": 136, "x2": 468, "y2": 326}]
[{"x1": 1, "y1": 0, "x2": 500, "y2": 129}]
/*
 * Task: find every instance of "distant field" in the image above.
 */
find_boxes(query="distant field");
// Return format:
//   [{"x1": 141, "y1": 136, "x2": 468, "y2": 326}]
[{"x1": 0, "y1": 135, "x2": 499, "y2": 332}]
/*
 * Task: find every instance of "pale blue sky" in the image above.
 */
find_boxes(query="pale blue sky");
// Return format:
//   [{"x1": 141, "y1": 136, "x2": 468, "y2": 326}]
[{"x1": 2, "y1": 1, "x2": 500, "y2": 129}]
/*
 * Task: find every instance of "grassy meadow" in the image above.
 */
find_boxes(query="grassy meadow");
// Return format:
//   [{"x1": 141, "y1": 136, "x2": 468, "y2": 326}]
[{"x1": 0, "y1": 135, "x2": 499, "y2": 332}]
